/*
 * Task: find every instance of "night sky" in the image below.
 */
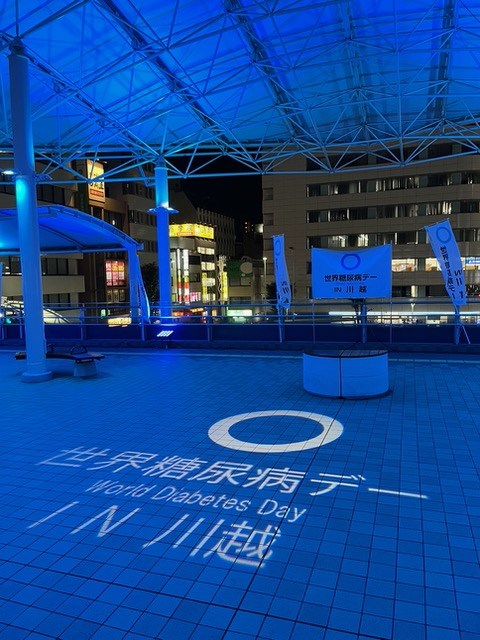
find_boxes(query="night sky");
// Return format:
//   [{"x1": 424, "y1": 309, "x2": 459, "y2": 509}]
[
  {"x1": 182, "y1": 174, "x2": 262, "y2": 230},
  {"x1": 174, "y1": 157, "x2": 263, "y2": 232}
]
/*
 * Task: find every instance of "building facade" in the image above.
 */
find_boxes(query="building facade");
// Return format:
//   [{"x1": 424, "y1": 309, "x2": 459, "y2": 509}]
[
  {"x1": 0, "y1": 164, "x2": 84, "y2": 309},
  {"x1": 0, "y1": 161, "x2": 236, "y2": 313},
  {"x1": 169, "y1": 222, "x2": 218, "y2": 305},
  {"x1": 262, "y1": 145, "x2": 480, "y2": 300},
  {"x1": 169, "y1": 182, "x2": 236, "y2": 259},
  {"x1": 226, "y1": 257, "x2": 264, "y2": 310}
]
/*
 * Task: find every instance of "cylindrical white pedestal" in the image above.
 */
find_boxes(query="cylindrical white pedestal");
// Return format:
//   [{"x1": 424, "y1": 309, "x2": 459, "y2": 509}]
[{"x1": 303, "y1": 349, "x2": 389, "y2": 399}]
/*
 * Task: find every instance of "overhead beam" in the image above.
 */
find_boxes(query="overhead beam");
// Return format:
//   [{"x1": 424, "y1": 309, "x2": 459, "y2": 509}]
[
  {"x1": 429, "y1": 0, "x2": 456, "y2": 123},
  {"x1": 337, "y1": 1, "x2": 370, "y2": 143},
  {"x1": 223, "y1": 0, "x2": 311, "y2": 143},
  {"x1": 94, "y1": 0, "x2": 231, "y2": 146}
]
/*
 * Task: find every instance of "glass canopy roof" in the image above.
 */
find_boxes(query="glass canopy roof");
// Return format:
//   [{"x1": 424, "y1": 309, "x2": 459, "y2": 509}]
[
  {"x1": 0, "y1": 205, "x2": 143, "y2": 254},
  {"x1": 1, "y1": 0, "x2": 480, "y2": 180}
]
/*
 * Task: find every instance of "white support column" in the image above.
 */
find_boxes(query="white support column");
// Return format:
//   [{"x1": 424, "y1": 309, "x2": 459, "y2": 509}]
[
  {"x1": 154, "y1": 160, "x2": 173, "y2": 320},
  {"x1": 127, "y1": 247, "x2": 150, "y2": 323},
  {"x1": 9, "y1": 38, "x2": 51, "y2": 382},
  {"x1": 128, "y1": 248, "x2": 140, "y2": 322}
]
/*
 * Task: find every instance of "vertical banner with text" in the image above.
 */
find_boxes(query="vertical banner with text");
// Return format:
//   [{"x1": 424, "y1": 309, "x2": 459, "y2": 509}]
[
  {"x1": 272, "y1": 235, "x2": 291, "y2": 310},
  {"x1": 425, "y1": 219, "x2": 466, "y2": 306}
]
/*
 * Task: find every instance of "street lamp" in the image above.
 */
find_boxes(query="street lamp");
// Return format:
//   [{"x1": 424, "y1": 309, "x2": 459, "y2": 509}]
[
  {"x1": 1, "y1": 168, "x2": 20, "y2": 177},
  {"x1": 1, "y1": 168, "x2": 52, "y2": 182},
  {"x1": 262, "y1": 256, "x2": 267, "y2": 301}
]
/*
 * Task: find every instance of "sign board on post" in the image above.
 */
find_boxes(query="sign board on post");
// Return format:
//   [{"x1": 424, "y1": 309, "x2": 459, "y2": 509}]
[
  {"x1": 272, "y1": 235, "x2": 291, "y2": 309},
  {"x1": 425, "y1": 219, "x2": 466, "y2": 306},
  {"x1": 312, "y1": 245, "x2": 392, "y2": 299}
]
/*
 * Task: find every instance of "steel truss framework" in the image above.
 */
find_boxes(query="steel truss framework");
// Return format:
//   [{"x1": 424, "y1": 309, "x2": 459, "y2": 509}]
[{"x1": 1, "y1": 0, "x2": 480, "y2": 184}]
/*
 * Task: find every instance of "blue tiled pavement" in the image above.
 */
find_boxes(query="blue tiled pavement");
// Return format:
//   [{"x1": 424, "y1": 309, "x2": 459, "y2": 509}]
[{"x1": 0, "y1": 348, "x2": 479, "y2": 640}]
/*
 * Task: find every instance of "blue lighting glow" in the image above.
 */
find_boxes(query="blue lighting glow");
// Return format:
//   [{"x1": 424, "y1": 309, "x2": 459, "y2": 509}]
[
  {"x1": 14, "y1": 176, "x2": 28, "y2": 208},
  {"x1": 0, "y1": 350, "x2": 476, "y2": 638},
  {"x1": 1, "y1": 2, "x2": 479, "y2": 177}
]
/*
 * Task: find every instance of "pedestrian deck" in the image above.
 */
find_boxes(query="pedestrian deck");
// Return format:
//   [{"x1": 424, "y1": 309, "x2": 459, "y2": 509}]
[{"x1": 0, "y1": 349, "x2": 479, "y2": 640}]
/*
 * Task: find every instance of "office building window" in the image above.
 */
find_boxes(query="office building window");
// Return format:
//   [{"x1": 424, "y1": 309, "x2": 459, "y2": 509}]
[
  {"x1": 44, "y1": 293, "x2": 71, "y2": 304},
  {"x1": 397, "y1": 231, "x2": 417, "y2": 244},
  {"x1": 42, "y1": 258, "x2": 70, "y2": 275},
  {"x1": 329, "y1": 209, "x2": 348, "y2": 222},
  {"x1": 392, "y1": 259, "x2": 417, "y2": 272},
  {"x1": 392, "y1": 286, "x2": 412, "y2": 297},
  {"x1": 306, "y1": 183, "x2": 328, "y2": 197},
  {"x1": 460, "y1": 201, "x2": 480, "y2": 213},
  {"x1": 464, "y1": 257, "x2": 480, "y2": 270}
]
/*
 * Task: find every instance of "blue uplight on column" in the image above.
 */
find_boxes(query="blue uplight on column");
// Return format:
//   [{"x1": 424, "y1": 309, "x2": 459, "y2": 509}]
[{"x1": 153, "y1": 160, "x2": 178, "y2": 321}]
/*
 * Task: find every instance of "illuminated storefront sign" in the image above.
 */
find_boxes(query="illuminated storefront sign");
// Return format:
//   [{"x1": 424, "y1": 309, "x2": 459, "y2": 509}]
[
  {"x1": 226, "y1": 309, "x2": 252, "y2": 317},
  {"x1": 465, "y1": 257, "x2": 480, "y2": 267},
  {"x1": 107, "y1": 316, "x2": 131, "y2": 326},
  {"x1": 86, "y1": 160, "x2": 106, "y2": 203},
  {"x1": 173, "y1": 249, "x2": 190, "y2": 303},
  {"x1": 170, "y1": 223, "x2": 214, "y2": 240},
  {"x1": 105, "y1": 260, "x2": 125, "y2": 287},
  {"x1": 221, "y1": 269, "x2": 228, "y2": 301}
]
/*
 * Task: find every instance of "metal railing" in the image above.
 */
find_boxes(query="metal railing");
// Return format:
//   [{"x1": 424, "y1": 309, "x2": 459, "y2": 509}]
[{"x1": 1, "y1": 297, "x2": 480, "y2": 345}]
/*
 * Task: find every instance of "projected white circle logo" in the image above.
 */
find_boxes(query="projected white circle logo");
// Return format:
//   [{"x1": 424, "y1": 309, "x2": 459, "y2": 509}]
[{"x1": 208, "y1": 410, "x2": 343, "y2": 453}]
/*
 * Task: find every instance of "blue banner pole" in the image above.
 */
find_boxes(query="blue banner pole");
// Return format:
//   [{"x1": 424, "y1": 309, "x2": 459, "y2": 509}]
[
  {"x1": 277, "y1": 304, "x2": 284, "y2": 343},
  {"x1": 454, "y1": 305, "x2": 460, "y2": 345},
  {"x1": 361, "y1": 301, "x2": 367, "y2": 344}
]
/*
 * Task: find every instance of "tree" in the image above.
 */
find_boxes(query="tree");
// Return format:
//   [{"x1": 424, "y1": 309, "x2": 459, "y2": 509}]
[
  {"x1": 265, "y1": 281, "x2": 277, "y2": 302},
  {"x1": 265, "y1": 282, "x2": 278, "y2": 315},
  {"x1": 140, "y1": 262, "x2": 159, "y2": 303}
]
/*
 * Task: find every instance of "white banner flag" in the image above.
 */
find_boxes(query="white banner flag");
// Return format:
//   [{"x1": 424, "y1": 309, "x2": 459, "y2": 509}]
[
  {"x1": 272, "y1": 234, "x2": 291, "y2": 309},
  {"x1": 312, "y1": 245, "x2": 392, "y2": 299},
  {"x1": 425, "y1": 219, "x2": 466, "y2": 306}
]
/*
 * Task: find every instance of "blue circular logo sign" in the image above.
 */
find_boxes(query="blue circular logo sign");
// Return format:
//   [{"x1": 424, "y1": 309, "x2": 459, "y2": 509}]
[
  {"x1": 341, "y1": 253, "x2": 361, "y2": 271},
  {"x1": 435, "y1": 226, "x2": 452, "y2": 243}
]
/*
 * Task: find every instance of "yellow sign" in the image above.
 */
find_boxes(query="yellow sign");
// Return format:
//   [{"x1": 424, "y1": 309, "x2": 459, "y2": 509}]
[
  {"x1": 221, "y1": 270, "x2": 228, "y2": 302},
  {"x1": 201, "y1": 271, "x2": 208, "y2": 300},
  {"x1": 86, "y1": 160, "x2": 106, "y2": 203},
  {"x1": 107, "y1": 316, "x2": 131, "y2": 326},
  {"x1": 170, "y1": 223, "x2": 214, "y2": 240}
]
